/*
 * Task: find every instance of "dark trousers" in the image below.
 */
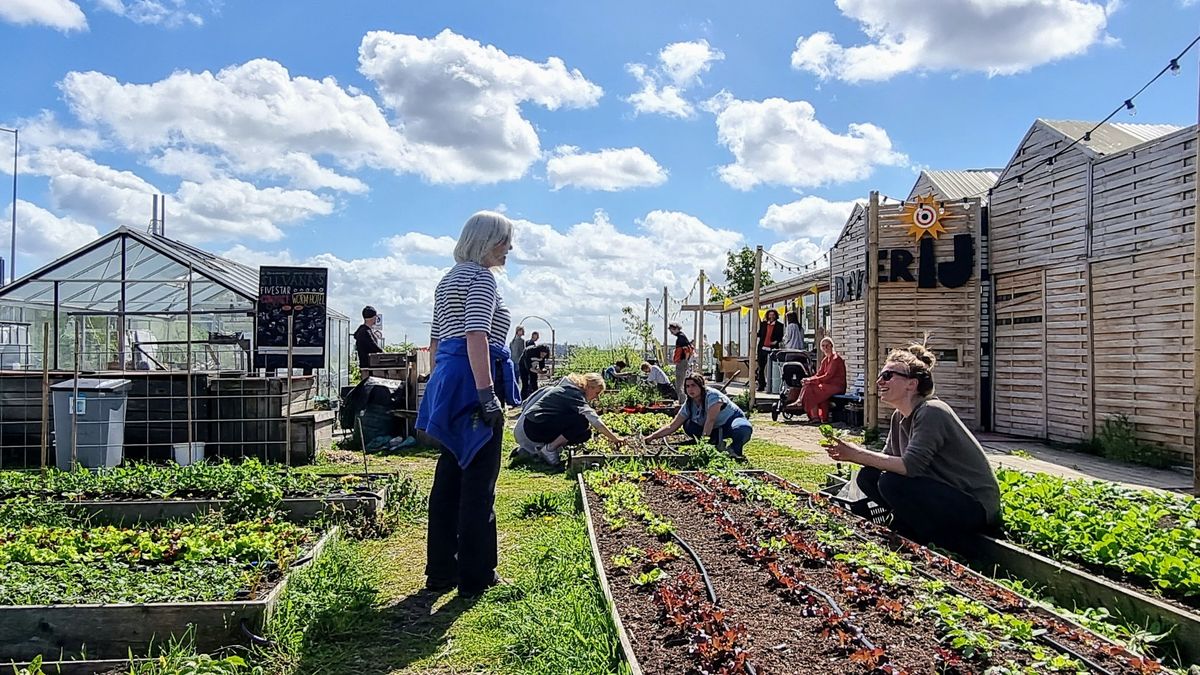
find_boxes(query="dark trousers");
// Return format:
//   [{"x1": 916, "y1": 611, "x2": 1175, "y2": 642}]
[
  {"x1": 518, "y1": 364, "x2": 538, "y2": 399},
  {"x1": 655, "y1": 382, "x2": 678, "y2": 400},
  {"x1": 526, "y1": 413, "x2": 590, "y2": 446},
  {"x1": 756, "y1": 349, "x2": 771, "y2": 390},
  {"x1": 426, "y1": 427, "x2": 503, "y2": 594},
  {"x1": 856, "y1": 466, "x2": 987, "y2": 552}
]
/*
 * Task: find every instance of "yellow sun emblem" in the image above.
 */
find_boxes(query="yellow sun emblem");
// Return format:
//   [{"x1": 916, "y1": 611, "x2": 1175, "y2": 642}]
[{"x1": 903, "y1": 195, "x2": 948, "y2": 241}]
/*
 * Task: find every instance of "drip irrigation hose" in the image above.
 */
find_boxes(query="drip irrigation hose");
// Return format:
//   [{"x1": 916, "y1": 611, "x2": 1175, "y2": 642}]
[
  {"x1": 240, "y1": 619, "x2": 275, "y2": 648},
  {"x1": 669, "y1": 531, "x2": 719, "y2": 605}
]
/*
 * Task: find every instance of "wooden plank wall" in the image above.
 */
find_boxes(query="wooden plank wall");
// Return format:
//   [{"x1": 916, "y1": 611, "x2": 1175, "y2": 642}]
[
  {"x1": 991, "y1": 124, "x2": 1091, "y2": 273},
  {"x1": 992, "y1": 270, "x2": 1046, "y2": 437},
  {"x1": 989, "y1": 122, "x2": 1195, "y2": 461},
  {"x1": 873, "y1": 201, "x2": 982, "y2": 429},
  {"x1": 830, "y1": 212, "x2": 866, "y2": 388}
]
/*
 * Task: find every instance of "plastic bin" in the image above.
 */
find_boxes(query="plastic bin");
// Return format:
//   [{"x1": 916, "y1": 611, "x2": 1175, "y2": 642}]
[
  {"x1": 51, "y1": 378, "x2": 132, "y2": 470},
  {"x1": 172, "y1": 442, "x2": 206, "y2": 466}
]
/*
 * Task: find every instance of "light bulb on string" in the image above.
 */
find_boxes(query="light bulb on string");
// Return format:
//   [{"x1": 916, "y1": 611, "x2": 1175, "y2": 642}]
[
  {"x1": 1124, "y1": 99, "x2": 1136, "y2": 117},
  {"x1": 1170, "y1": 59, "x2": 1181, "y2": 76}
]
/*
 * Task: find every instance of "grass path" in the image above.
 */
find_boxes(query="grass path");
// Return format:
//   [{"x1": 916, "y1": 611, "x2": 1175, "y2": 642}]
[{"x1": 283, "y1": 415, "x2": 829, "y2": 674}]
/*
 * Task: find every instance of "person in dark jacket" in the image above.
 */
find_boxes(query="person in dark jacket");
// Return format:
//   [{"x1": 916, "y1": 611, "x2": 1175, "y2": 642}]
[
  {"x1": 668, "y1": 322, "x2": 692, "y2": 403},
  {"x1": 755, "y1": 309, "x2": 784, "y2": 391},
  {"x1": 353, "y1": 306, "x2": 384, "y2": 368},
  {"x1": 518, "y1": 344, "x2": 551, "y2": 399},
  {"x1": 513, "y1": 373, "x2": 623, "y2": 466}
]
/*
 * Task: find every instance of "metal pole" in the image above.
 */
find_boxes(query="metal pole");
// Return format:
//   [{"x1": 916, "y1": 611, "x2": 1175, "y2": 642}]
[
  {"x1": 749, "y1": 246, "x2": 763, "y2": 408},
  {"x1": 186, "y1": 267, "x2": 194, "y2": 448},
  {"x1": 40, "y1": 324, "x2": 49, "y2": 473},
  {"x1": 698, "y1": 270, "x2": 706, "y2": 377},
  {"x1": 286, "y1": 313, "x2": 293, "y2": 466},
  {"x1": 9, "y1": 128, "x2": 13, "y2": 283},
  {"x1": 71, "y1": 320, "x2": 81, "y2": 471}
]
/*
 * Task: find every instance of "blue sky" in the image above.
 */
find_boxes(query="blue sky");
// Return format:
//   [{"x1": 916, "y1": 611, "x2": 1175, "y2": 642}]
[{"x1": 0, "y1": 0, "x2": 1197, "y2": 343}]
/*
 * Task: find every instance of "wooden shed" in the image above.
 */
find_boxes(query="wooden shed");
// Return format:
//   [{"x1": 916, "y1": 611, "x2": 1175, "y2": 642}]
[
  {"x1": 989, "y1": 119, "x2": 1195, "y2": 462},
  {"x1": 830, "y1": 193, "x2": 986, "y2": 429}
]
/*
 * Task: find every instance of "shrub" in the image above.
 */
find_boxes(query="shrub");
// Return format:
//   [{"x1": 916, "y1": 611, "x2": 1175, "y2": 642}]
[{"x1": 1092, "y1": 415, "x2": 1176, "y2": 469}]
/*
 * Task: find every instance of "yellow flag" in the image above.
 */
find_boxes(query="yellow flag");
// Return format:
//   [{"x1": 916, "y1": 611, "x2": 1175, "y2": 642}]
[
  {"x1": 758, "y1": 308, "x2": 768, "y2": 320},
  {"x1": 740, "y1": 306, "x2": 750, "y2": 316},
  {"x1": 723, "y1": 297, "x2": 732, "y2": 310},
  {"x1": 810, "y1": 285, "x2": 819, "y2": 295},
  {"x1": 798, "y1": 296, "x2": 805, "y2": 308}
]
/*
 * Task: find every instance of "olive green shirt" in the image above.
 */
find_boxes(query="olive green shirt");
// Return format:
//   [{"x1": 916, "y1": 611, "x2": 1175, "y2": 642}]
[{"x1": 884, "y1": 398, "x2": 1001, "y2": 523}]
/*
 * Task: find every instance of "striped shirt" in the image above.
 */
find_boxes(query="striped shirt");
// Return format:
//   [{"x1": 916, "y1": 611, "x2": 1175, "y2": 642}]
[{"x1": 431, "y1": 262, "x2": 511, "y2": 346}]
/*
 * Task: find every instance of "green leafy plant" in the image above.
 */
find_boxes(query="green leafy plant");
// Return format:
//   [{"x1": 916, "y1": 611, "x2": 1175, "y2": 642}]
[
  {"x1": 1088, "y1": 415, "x2": 1177, "y2": 469},
  {"x1": 631, "y1": 567, "x2": 666, "y2": 587},
  {"x1": 817, "y1": 424, "x2": 843, "y2": 448}
]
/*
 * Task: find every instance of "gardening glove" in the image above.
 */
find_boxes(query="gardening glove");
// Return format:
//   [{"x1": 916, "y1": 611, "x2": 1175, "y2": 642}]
[{"x1": 477, "y1": 387, "x2": 505, "y2": 427}]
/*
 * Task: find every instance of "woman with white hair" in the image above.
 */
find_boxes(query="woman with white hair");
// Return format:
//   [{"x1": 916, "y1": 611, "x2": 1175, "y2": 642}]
[
  {"x1": 416, "y1": 210, "x2": 520, "y2": 599},
  {"x1": 513, "y1": 372, "x2": 624, "y2": 467}
]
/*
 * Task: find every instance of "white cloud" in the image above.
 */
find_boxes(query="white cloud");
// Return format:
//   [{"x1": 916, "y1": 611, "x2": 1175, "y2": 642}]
[
  {"x1": 791, "y1": 0, "x2": 1112, "y2": 82},
  {"x1": 0, "y1": 0, "x2": 86, "y2": 31},
  {"x1": 546, "y1": 146, "x2": 667, "y2": 191},
  {"x1": 626, "y1": 39, "x2": 724, "y2": 118},
  {"x1": 221, "y1": 210, "x2": 743, "y2": 345},
  {"x1": 59, "y1": 29, "x2": 602, "y2": 190},
  {"x1": 759, "y1": 196, "x2": 860, "y2": 246},
  {"x1": 767, "y1": 239, "x2": 826, "y2": 272},
  {"x1": 358, "y1": 29, "x2": 603, "y2": 183},
  {"x1": 6, "y1": 200, "x2": 100, "y2": 261},
  {"x1": 710, "y1": 95, "x2": 906, "y2": 190},
  {"x1": 94, "y1": 0, "x2": 203, "y2": 27},
  {"x1": 21, "y1": 148, "x2": 332, "y2": 242},
  {"x1": 7, "y1": 111, "x2": 103, "y2": 151},
  {"x1": 60, "y1": 60, "x2": 408, "y2": 191}
]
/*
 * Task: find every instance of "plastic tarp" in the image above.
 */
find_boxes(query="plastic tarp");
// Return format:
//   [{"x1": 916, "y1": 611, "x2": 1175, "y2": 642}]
[{"x1": 339, "y1": 377, "x2": 406, "y2": 449}]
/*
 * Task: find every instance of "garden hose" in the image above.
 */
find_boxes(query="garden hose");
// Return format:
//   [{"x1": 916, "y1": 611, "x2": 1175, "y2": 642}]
[
  {"x1": 240, "y1": 619, "x2": 275, "y2": 648},
  {"x1": 668, "y1": 531, "x2": 719, "y2": 605}
]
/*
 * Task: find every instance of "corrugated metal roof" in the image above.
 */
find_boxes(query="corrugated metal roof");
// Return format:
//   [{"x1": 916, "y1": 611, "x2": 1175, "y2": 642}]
[
  {"x1": 910, "y1": 169, "x2": 1000, "y2": 202},
  {"x1": 1040, "y1": 120, "x2": 1183, "y2": 156}
]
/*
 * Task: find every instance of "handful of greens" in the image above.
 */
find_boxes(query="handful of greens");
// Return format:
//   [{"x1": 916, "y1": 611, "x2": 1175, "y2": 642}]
[{"x1": 818, "y1": 424, "x2": 843, "y2": 448}]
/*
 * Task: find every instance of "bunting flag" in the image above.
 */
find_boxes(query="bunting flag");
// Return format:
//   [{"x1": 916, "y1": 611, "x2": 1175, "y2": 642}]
[
  {"x1": 740, "y1": 306, "x2": 750, "y2": 317},
  {"x1": 810, "y1": 285, "x2": 819, "y2": 295},
  {"x1": 758, "y1": 308, "x2": 768, "y2": 320},
  {"x1": 723, "y1": 297, "x2": 733, "y2": 310},
  {"x1": 798, "y1": 296, "x2": 805, "y2": 308}
]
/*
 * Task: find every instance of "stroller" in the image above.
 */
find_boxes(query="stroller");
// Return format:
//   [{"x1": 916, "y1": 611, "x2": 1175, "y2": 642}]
[{"x1": 772, "y1": 352, "x2": 814, "y2": 422}]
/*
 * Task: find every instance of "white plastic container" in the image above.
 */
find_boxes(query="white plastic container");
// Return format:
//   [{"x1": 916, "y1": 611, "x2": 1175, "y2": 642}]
[{"x1": 172, "y1": 442, "x2": 206, "y2": 466}]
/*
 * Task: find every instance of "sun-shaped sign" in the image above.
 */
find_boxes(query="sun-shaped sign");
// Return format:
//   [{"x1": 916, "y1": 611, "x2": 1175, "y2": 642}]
[{"x1": 903, "y1": 195, "x2": 948, "y2": 241}]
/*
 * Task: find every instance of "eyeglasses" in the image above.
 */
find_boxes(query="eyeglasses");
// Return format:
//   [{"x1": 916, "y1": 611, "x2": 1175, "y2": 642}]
[{"x1": 878, "y1": 369, "x2": 911, "y2": 382}]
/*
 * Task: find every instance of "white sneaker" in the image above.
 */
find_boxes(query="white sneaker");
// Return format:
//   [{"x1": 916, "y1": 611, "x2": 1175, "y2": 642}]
[{"x1": 538, "y1": 446, "x2": 562, "y2": 465}]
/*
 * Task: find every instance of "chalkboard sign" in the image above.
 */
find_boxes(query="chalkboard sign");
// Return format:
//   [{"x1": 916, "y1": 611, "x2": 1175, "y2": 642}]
[{"x1": 254, "y1": 266, "x2": 328, "y2": 370}]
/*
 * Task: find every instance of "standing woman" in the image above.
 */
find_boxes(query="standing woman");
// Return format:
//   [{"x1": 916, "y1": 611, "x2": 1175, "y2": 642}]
[
  {"x1": 667, "y1": 322, "x2": 693, "y2": 403},
  {"x1": 782, "y1": 311, "x2": 803, "y2": 350},
  {"x1": 797, "y1": 337, "x2": 846, "y2": 423},
  {"x1": 416, "y1": 211, "x2": 520, "y2": 598},
  {"x1": 755, "y1": 309, "x2": 785, "y2": 391}
]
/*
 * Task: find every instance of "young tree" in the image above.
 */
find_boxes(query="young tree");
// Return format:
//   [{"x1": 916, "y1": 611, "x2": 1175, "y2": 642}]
[{"x1": 723, "y1": 246, "x2": 773, "y2": 296}]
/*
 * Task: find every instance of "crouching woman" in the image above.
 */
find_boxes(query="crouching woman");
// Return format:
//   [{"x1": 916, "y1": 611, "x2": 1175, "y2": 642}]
[
  {"x1": 644, "y1": 373, "x2": 752, "y2": 459},
  {"x1": 824, "y1": 343, "x2": 1000, "y2": 552},
  {"x1": 513, "y1": 373, "x2": 624, "y2": 466}
]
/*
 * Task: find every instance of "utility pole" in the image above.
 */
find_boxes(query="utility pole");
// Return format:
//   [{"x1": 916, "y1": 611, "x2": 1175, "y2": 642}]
[
  {"x1": 749, "y1": 246, "x2": 763, "y2": 409},
  {"x1": 0, "y1": 127, "x2": 17, "y2": 285},
  {"x1": 643, "y1": 297, "x2": 650, "y2": 359},
  {"x1": 662, "y1": 286, "x2": 668, "y2": 364}
]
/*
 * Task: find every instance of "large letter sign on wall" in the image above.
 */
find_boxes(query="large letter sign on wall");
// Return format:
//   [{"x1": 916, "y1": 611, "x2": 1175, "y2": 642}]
[{"x1": 879, "y1": 234, "x2": 975, "y2": 289}]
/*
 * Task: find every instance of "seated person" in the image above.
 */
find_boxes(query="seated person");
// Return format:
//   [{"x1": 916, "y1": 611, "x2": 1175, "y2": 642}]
[
  {"x1": 823, "y1": 343, "x2": 1001, "y2": 553},
  {"x1": 776, "y1": 337, "x2": 845, "y2": 423},
  {"x1": 602, "y1": 360, "x2": 636, "y2": 384},
  {"x1": 513, "y1": 373, "x2": 623, "y2": 466},
  {"x1": 640, "y1": 361, "x2": 677, "y2": 399},
  {"x1": 645, "y1": 373, "x2": 752, "y2": 459}
]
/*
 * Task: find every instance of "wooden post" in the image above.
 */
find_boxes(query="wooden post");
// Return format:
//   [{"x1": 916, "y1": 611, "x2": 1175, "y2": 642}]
[
  {"x1": 865, "y1": 192, "x2": 880, "y2": 431},
  {"x1": 749, "y1": 246, "x2": 763, "y2": 408},
  {"x1": 40, "y1": 324, "x2": 49, "y2": 473},
  {"x1": 1193, "y1": 88, "x2": 1199, "y2": 494},
  {"x1": 698, "y1": 270, "x2": 706, "y2": 377},
  {"x1": 285, "y1": 313, "x2": 293, "y2": 467}
]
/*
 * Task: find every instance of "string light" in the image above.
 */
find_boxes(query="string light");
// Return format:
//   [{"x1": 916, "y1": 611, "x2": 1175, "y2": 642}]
[{"x1": 961, "y1": 33, "x2": 1199, "y2": 201}]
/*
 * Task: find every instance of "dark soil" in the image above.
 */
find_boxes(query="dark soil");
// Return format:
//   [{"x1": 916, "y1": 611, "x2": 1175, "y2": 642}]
[{"x1": 585, "y1": 472, "x2": 1171, "y2": 675}]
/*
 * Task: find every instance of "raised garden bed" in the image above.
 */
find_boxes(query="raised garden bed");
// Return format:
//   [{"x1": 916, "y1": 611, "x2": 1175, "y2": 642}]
[
  {"x1": 0, "y1": 517, "x2": 336, "y2": 666},
  {"x1": 580, "y1": 467, "x2": 1174, "y2": 674},
  {"x1": 0, "y1": 460, "x2": 391, "y2": 523}
]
